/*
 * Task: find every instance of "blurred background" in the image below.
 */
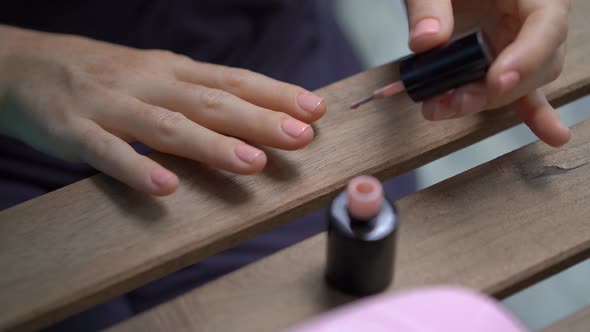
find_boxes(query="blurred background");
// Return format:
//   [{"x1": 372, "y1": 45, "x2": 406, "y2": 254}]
[{"x1": 330, "y1": 0, "x2": 590, "y2": 330}]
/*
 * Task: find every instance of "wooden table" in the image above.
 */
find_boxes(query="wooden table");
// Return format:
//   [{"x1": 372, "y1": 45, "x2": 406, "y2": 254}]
[{"x1": 1, "y1": 0, "x2": 590, "y2": 331}]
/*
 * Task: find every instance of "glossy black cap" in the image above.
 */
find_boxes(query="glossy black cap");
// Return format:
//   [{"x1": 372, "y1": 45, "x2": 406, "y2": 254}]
[
  {"x1": 399, "y1": 30, "x2": 494, "y2": 102},
  {"x1": 325, "y1": 191, "x2": 398, "y2": 296}
]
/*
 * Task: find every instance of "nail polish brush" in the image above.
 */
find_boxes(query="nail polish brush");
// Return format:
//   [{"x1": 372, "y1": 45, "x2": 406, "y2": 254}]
[{"x1": 350, "y1": 30, "x2": 494, "y2": 109}]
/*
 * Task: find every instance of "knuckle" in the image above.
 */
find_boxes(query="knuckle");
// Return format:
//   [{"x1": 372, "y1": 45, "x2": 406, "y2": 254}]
[
  {"x1": 253, "y1": 108, "x2": 269, "y2": 126},
  {"x1": 200, "y1": 88, "x2": 230, "y2": 109},
  {"x1": 59, "y1": 64, "x2": 97, "y2": 96},
  {"x1": 153, "y1": 110, "x2": 187, "y2": 138},
  {"x1": 80, "y1": 126, "x2": 110, "y2": 161},
  {"x1": 223, "y1": 67, "x2": 253, "y2": 90},
  {"x1": 72, "y1": 75, "x2": 98, "y2": 95},
  {"x1": 209, "y1": 137, "x2": 234, "y2": 168},
  {"x1": 174, "y1": 53, "x2": 193, "y2": 66},
  {"x1": 126, "y1": 100, "x2": 153, "y2": 120},
  {"x1": 549, "y1": 58, "x2": 565, "y2": 82},
  {"x1": 147, "y1": 49, "x2": 176, "y2": 59},
  {"x1": 550, "y1": 5, "x2": 569, "y2": 44}
]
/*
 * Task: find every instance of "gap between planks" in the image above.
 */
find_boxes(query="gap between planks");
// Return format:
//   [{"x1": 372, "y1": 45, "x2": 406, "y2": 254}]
[{"x1": 112, "y1": 118, "x2": 590, "y2": 332}]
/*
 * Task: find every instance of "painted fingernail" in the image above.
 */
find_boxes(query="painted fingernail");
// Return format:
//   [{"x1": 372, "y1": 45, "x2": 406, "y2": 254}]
[
  {"x1": 432, "y1": 90, "x2": 455, "y2": 102},
  {"x1": 422, "y1": 101, "x2": 437, "y2": 120},
  {"x1": 411, "y1": 18, "x2": 440, "y2": 41},
  {"x1": 452, "y1": 91, "x2": 488, "y2": 116},
  {"x1": 498, "y1": 71, "x2": 520, "y2": 95},
  {"x1": 281, "y1": 118, "x2": 311, "y2": 138},
  {"x1": 423, "y1": 100, "x2": 454, "y2": 121},
  {"x1": 432, "y1": 101, "x2": 456, "y2": 121},
  {"x1": 423, "y1": 92, "x2": 456, "y2": 121},
  {"x1": 235, "y1": 144, "x2": 263, "y2": 164},
  {"x1": 151, "y1": 168, "x2": 177, "y2": 188},
  {"x1": 297, "y1": 92, "x2": 325, "y2": 114}
]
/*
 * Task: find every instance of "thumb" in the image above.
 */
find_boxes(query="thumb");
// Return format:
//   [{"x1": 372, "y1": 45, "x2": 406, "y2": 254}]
[{"x1": 405, "y1": 0, "x2": 454, "y2": 53}]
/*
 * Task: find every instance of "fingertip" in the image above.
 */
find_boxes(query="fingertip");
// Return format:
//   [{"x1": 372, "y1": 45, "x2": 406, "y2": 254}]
[
  {"x1": 547, "y1": 123, "x2": 572, "y2": 148},
  {"x1": 421, "y1": 91, "x2": 455, "y2": 121},
  {"x1": 150, "y1": 167, "x2": 180, "y2": 196},
  {"x1": 313, "y1": 98, "x2": 327, "y2": 119},
  {"x1": 489, "y1": 69, "x2": 521, "y2": 97},
  {"x1": 421, "y1": 100, "x2": 437, "y2": 121},
  {"x1": 296, "y1": 92, "x2": 326, "y2": 122},
  {"x1": 280, "y1": 118, "x2": 315, "y2": 149},
  {"x1": 450, "y1": 82, "x2": 488, "y2": 116},
  {"x1": 514, "y1": 92, "x2": 571, "y2": 148},
  {"x1": 233, "y1": 143, "x2": 267, "y2": 174},
  {"x1": 296, "y1": 124, "x2": 315, "y2": 147},
  {"x1": 409, "y1": 17, "x2": 451, "y2": 53}
]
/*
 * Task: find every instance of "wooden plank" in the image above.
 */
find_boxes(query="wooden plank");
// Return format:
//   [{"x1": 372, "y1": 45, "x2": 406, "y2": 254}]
[
  {"x1": 543, "y1": 305, "x2": 590, "y2": 332},
  {"x1": 111, "y1": 118, "x2": 590, "y2": 332},
  {"x1": 2, "y1": 0, "x2": 590, "y2": 330}
]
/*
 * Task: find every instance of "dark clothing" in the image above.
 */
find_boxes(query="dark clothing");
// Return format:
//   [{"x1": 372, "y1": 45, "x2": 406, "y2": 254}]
[{"x1": 0, "y1": 1, "x2": 416, "y2": 330}]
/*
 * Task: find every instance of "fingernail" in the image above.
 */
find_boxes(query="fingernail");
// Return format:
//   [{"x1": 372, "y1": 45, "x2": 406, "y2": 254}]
[
  {"x1": 422, "y1": 101, "x2": 437, "y2": 120},
  {"x1": 498, "y1": 71, "x2": 520, "y2": 95},
  {"x1": 423, "y1": 100, "x2": 455, "y2": 121},
  {"x1": 432, "y1": 101, "x2": 456, "y2": 121},
  {"x1": 281, "y1": 118, "x2": 311, "y2": 138},
  {"x1": 411, "y1": 18, "x2": 440, "y2": 41},
  {"x1": 451, "y1": 91, "x2": 488, "y2": 116},
  {"x1": 297, "y1": 92, "x2": 325, "y2": 114},
  {"x1": 235, "y1": 144, "x2": 263, "y2": 164},
  {"x1": 151, "y1": 168, "x2": 177, "y2": 188},
  {"x1": 432, "y1": 90, "x2": 455, "y2": 102}
]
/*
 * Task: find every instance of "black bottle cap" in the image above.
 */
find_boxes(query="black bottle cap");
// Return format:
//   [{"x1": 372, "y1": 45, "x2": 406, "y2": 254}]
[
  {"x1": 399, "y1": 30, "x2": 494, "y2": 102},
  {"x1": 325, "y1": 191, "x2": 398, "y2": 296}
]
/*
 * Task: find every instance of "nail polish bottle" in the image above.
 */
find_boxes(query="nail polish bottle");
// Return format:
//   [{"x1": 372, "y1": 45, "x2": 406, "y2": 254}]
[{"x1": 325, "y1": 175, "x2": 399, "y2": 296}]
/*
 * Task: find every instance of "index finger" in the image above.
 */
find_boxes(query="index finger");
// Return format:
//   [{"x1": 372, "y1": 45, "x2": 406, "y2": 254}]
[
  {"x1": 488, "y1": 0, "x2": 570, "y2": 96},
  {"x1": 173, "y1": 60, "x2": 327, "y2": 123}
]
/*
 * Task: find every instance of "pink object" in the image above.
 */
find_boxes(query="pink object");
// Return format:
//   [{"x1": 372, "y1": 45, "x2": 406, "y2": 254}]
[
  {"x1": 374, "y1": 80, "x2": 406, "y2": 98},
  {"x1": 297, "y1": 92, "x2": 325, "y2": 114},
  {"x1": 346, "y1": 175, "x2": 383, "y2": 220},
  {"x1": 411, "y1": 18, "x2": 441, "y2": 40},
  {"x1": 350, "y1": 80, "x2": 406, "y2": 109},
  {"x1": 287, "y1": 287, "x2": 530, "y2": 332},
  {"x1": 234, "y1": 144, "x2": 264, "y2": 164},
  {"x1": 281, "y1": 118, "x2": 311, "y2": 138}
]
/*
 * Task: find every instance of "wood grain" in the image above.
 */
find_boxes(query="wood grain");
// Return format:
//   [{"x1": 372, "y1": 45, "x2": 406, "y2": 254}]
[
  {"x1": 1, "y1": 1, "x2": 590, "y2": 330},
  {"x1": 543, "y1": 305, "x2": 590, "y2": 332},
  {"x1": 112, "y1": 118, "x2": 590, "y2": 332}
]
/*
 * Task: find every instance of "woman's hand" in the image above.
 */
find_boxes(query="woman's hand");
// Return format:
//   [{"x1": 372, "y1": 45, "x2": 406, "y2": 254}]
[
  {"x1": 405, "y1": 0, "x2": 571, "y2": 147},
  {"x1": 0, "y1": 25, "x2": 326, "y2": 196}
]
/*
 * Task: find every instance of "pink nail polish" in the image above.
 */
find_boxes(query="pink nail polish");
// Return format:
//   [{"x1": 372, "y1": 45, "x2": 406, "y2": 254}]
[
  {"x1": 151, "y1": 168, "x2": 176, "y2": 188},
  {"x1": 498, "y1": 71, "x2": 520, "y2": 95},
  {"x1": 325, "y1": 175, "x2": 397, "y2": 295},
  {"x1": 423, "y1": 99, "x2": 454, "y2": 121},
  {"x1": 411, "y1": 18, "x2": 440, "y2": 40},
  {"x1": 234, "y1": 144, "x2": 263, "y2": 164},
  {"x1": 432, "y1": 102, "x2": 456, "y2": 121},
  {"x1": 297, "y1": 92, "x2": 325, "y2": 114},
  {"x1": 281, "y1": 118, "x2": 311, "y2": 138},
  {"x1": 452, "y1": 91, "x2": 487, "y2": 116},
  {"x1": 422, "y1": 101, "x2": 437, "y2": 121}
]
